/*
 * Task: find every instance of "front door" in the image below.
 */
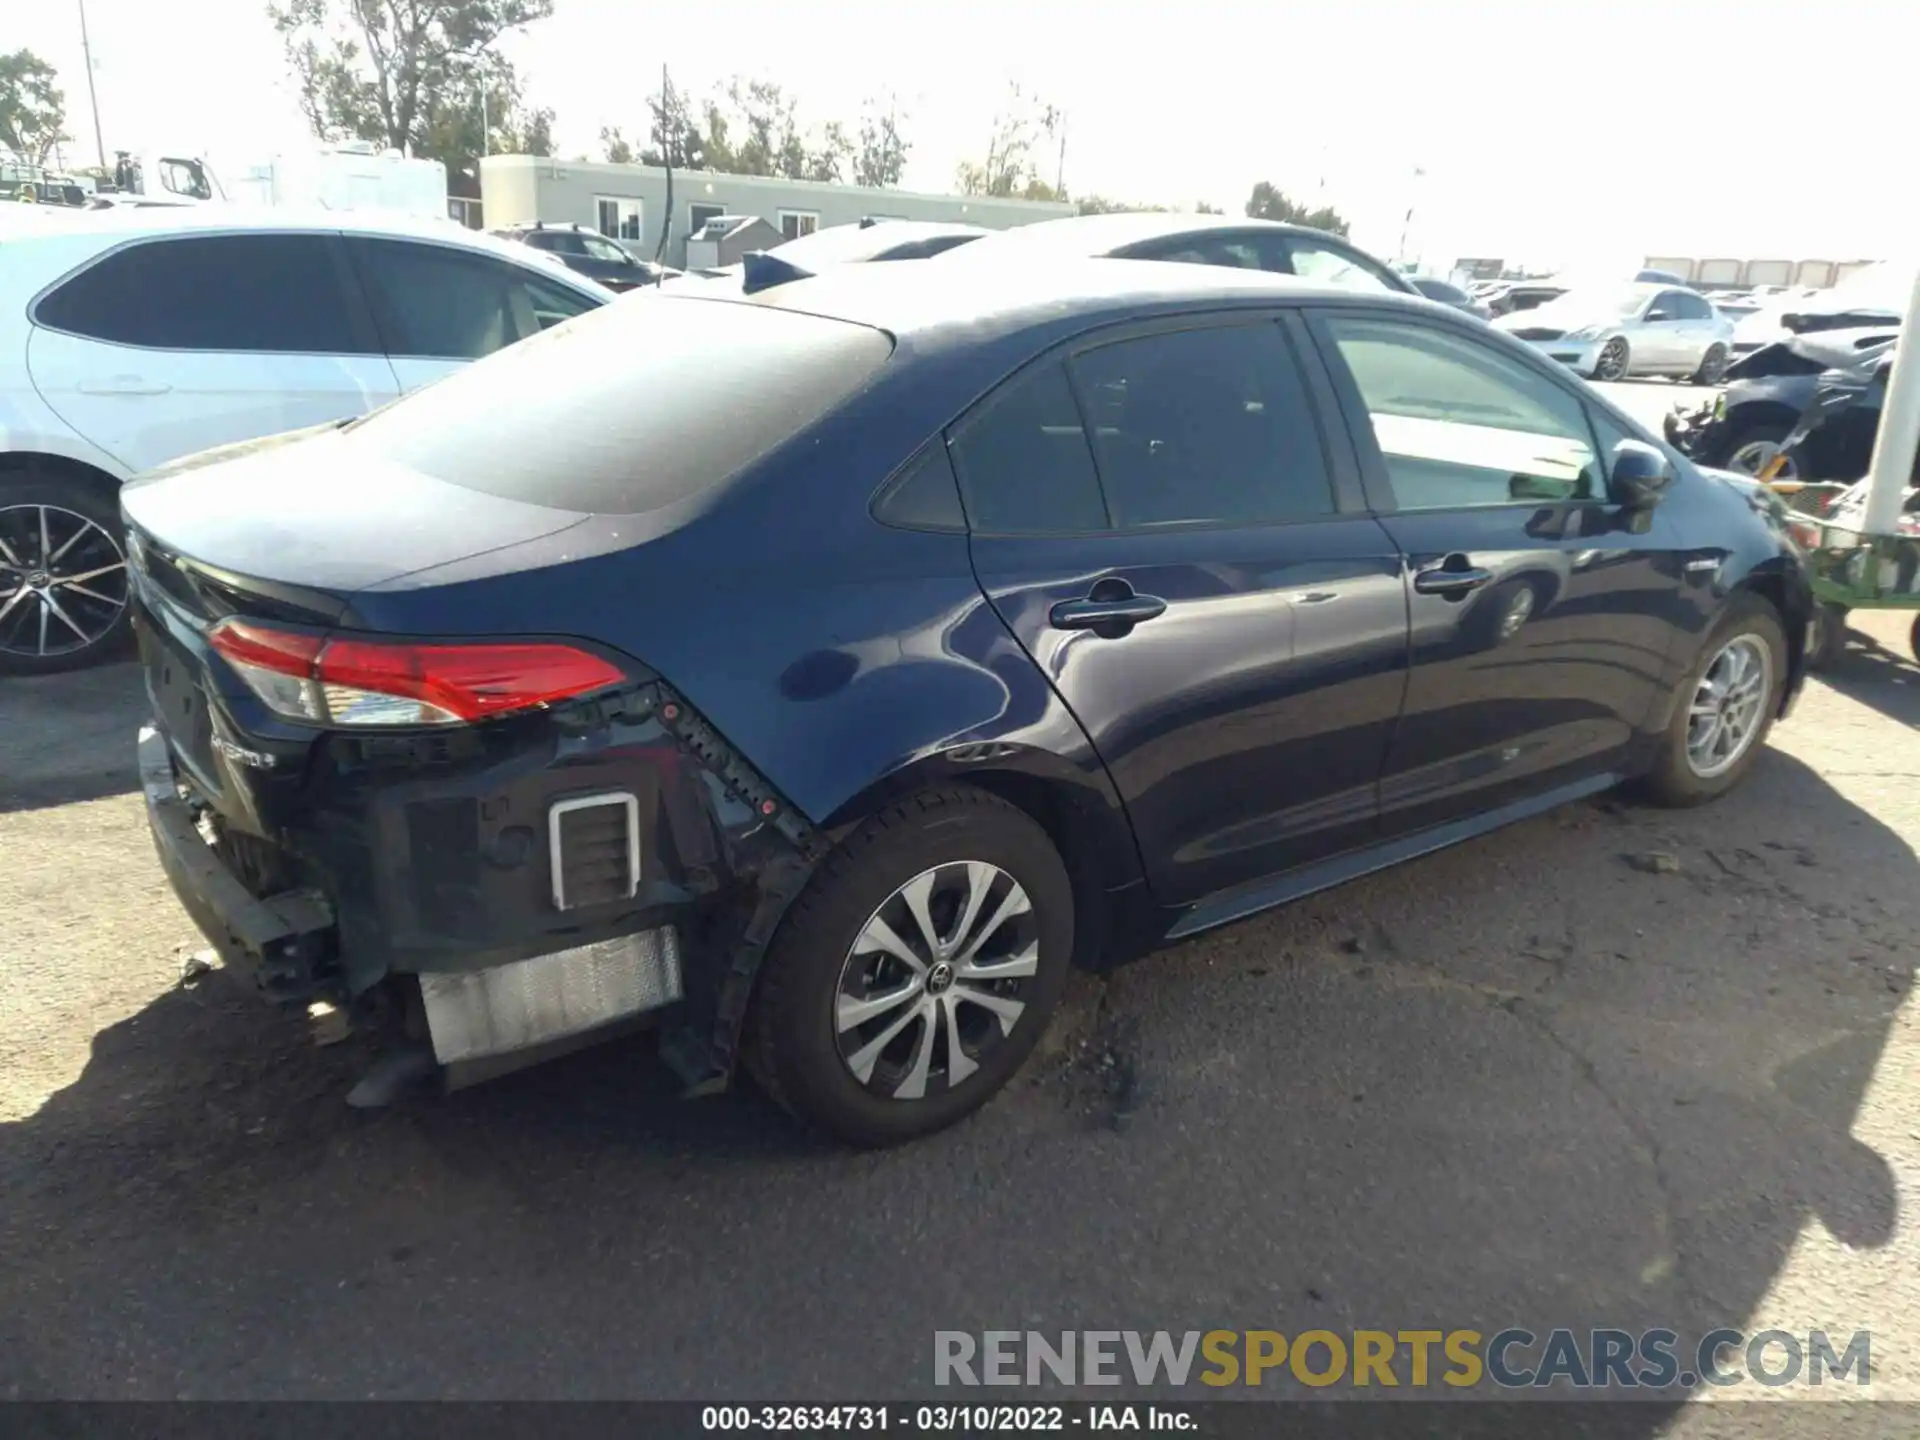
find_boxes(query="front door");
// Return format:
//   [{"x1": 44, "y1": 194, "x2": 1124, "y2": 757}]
[
  {"x1": 27, "y1": 231, "x2": 399, "y2": 475},
  {"x1": 1636, "y1": 290, "x2": 1691, "y2": 369},
  {"x1": 954, "y1": 315, "x2": 1409, "y2": 907},
  {"x1": 1307, "y1": 310, "x2": 1685, "y2": 837}
]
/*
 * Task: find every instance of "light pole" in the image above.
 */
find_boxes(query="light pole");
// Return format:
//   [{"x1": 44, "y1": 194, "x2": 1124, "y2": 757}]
[
  {"x1": 76, "y1": 0, "x2": 107, "y2": 170},
  {"x1": 1397, "y1": 164, "x2": 1427, "y2": 267}
]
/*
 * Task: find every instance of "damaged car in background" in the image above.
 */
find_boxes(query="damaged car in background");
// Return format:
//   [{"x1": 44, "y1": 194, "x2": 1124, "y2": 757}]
[
  {"x1": 1666, "y1": 327, "x2": 1898, "y2": 481},
  {"x1": 128, "y1": 260, "x2": 1809, "y2": 1147}
]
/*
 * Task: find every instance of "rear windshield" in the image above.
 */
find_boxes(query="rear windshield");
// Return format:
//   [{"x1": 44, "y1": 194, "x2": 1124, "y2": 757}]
[{"x1": 345, "y1": 292, "x2": 894, "y2": 513}]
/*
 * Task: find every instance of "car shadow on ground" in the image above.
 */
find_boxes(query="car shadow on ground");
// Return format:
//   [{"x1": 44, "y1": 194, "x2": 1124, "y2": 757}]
[
  {"x1": 0, "y1": 747, "x2": 1910, "y2": 1408},
  {"x1": 1821, "y1": 627, "x2": 1920, "y2": 727},
  {"x1": 0, "y1": 662, "x2": 147, "y2": 813}
]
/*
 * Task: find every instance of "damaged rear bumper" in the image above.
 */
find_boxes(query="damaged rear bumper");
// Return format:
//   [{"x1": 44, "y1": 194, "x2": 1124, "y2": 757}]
[{"x1": 137, "y1": 678, "x2": 824, "y2": 1099}]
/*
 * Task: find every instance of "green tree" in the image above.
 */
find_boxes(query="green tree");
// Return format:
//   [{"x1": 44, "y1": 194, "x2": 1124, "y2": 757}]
[
  {"x1": 1195, "y1": 201, "x2": 1223, "y2": 214},
  {"x1": 268, "y1": 0, "x2": 554, "y2": 175},
  {"x1": 1074, "y1": 195, "x2": 1169, "y2": 215},
  {"x1": 601, "y1": 125, "x2": 634, "y2": 164},
  {"x1": 956, "y1": 83, "x2": 1062, "y2": 199},
  {"x1": 0, "y1": 50, "x2": 68, "y2": 163},
  {"x1": 854, "y1": 95, "x2": 909, "y2": 188},
  {"x1": 1245, "y1": 180, "x2": 1349, "y2": 236}
]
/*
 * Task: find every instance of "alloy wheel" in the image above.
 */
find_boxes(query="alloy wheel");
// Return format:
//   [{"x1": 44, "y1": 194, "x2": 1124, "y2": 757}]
[
  {"x1": 0, "y1": 504, "x2": 129, "y2": 661},
  {"x1": 833, "y1": 861, "x2": 1039, "y2": 1101},
  {"x1": 1686, "y1": 634, "x2": 1772, "y2": 779},
  {"x1": 1594, "y1": 339, "x2": 1628, "y2": 381},
  {"x1": 1697, "y1": 347, "x2": 1729, "y2": 385},
  {"x1": 1727, "y1": 440, "x2": 1796, "y2": 482}
]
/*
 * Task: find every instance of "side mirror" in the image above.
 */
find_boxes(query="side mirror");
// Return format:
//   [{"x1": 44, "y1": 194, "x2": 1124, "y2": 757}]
[
  {"x1": 1645, "y1": 309, "x2": 1673, "y2": 323},
  {"x1": 1610, "y1": 439, "x2": 1673, "y2": 508}
]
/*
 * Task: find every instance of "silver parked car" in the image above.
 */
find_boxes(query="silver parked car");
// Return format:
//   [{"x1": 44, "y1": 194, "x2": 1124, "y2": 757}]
[{"x1": 1493, "y1": 282, "x2": 1735, "y2": 383}]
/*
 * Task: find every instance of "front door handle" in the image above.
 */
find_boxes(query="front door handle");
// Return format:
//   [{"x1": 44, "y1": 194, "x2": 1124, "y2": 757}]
[
  {"x1": 1413, "y1": 559, "x2": 1494, "y2": 597},
  {"x1": 78, "y1": 376, "x2": 173, "y2": 396},
  {"x1": 1050, "y1": 580, "x2": 1167, "y2": 633}
]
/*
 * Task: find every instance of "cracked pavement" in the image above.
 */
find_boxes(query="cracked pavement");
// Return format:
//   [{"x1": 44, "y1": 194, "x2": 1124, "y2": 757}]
[{"x1": 2, "y1": 385, "x2": 1915, "y2": 1424}]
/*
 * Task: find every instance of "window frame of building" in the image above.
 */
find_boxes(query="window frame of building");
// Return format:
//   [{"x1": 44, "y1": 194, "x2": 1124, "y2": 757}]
[
  {"x1": 595, "y1": 196, "x2": 645, "y2": 243},
  {"x1": 779, "y1": 209, "x2": 821, "y2": 241},
  {"x1": 688, "y1": 203, "x2": 725, "y2": 233}
]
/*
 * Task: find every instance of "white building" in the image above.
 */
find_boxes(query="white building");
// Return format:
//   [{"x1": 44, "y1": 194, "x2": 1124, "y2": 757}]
[{"x1": 479, "y1": 155, "x2": 1074, "y2": 268}]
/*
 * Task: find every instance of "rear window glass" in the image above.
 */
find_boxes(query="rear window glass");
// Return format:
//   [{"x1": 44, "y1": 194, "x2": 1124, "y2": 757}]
[{"x1": 344, "y1": 294, "x2": 894, "y2": 514}]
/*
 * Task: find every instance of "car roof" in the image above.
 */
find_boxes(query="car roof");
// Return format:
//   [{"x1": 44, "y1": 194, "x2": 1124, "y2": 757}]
[
  {"x1": 698, "y1": 254, "x2": 1416, "y2": 342},
  {"x1": 0, "y1": 204, "x2": 609, "y2": 294},
  {"x1": 959, "y1": 211, "x2": 1335, "y2": 255}
]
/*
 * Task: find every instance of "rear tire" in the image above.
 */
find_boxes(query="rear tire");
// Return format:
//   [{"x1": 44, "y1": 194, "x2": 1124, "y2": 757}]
[
  {"x1": 1641, "y1": 594, "x2": 1786, "y2": 807},
  {"x1": 746, "y1": 787, "x2": 1073, "y2": 1147},
  {"x1": 0, "y1": 470, "x2": 132, "y2": 676}
]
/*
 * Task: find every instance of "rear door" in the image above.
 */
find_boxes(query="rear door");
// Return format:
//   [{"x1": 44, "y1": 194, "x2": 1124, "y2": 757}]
[
  {"x1": 341, "y1": 236, "x2": 606, "y2": 393},
  {"x1": 27, "y1": 231, "x2": 398, "y2": 474},
  {"x1": 1669, "y1": 289, "x2": 1720, "y2": 370},
  {"x1": 1307, "y1": 309, "x2": 1686, "y2": 837},
  {"x1": 957, "y1": 313, "x2": 1409, "y2": 907}
]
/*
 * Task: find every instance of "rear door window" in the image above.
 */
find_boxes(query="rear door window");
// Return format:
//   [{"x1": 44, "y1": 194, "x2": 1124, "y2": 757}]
[
  {"x1": 344, "y1": 237, "x2": 600, "y2": 360},
  {"x1": 946, "y1": 362, "x2": 1109, "y2": 533},
  {"x1": 344, "y1": 293, "x2": 894, "y2": 514},
  {"x1": 34, "y1": 233, "x2": 372, "y2": 354},
  {"x1": 1069, "y1": 322, "x2": 1336, "y2": 527}
]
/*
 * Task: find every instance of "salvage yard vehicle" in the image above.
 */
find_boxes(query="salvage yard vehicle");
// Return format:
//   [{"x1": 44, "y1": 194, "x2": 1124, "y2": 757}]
[
  {"x1": 942, "y1": 212, "x2": 1421, "y2": 296},
  {"x1": 1665, "y1": 327, "x2": 1898, "y2": 481},
  {"x1": 0, "y1": 206, "x2": 611, "y2": 673},
  {"x1": 1734, "y1": 354, "x2": 1920, "y2": 666},
  {"x1": 1493, "y1": 281, "x2": 1736, "y2": 383},
  {"x1": 491, "y1": 221, "x2": 677, "y2": 291},
  {"x1": 126, "y1": 259, "x2": 1811, "y2": 1146}
]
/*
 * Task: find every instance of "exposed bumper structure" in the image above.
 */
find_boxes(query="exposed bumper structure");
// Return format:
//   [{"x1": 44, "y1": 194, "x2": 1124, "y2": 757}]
[{"x1": 137, "y1": 654, "x2": 825, "y2": 1099}]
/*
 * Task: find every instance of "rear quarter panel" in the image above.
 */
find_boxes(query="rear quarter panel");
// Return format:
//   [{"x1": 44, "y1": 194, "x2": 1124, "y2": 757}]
[{"x1": 341, "y1": 329, "x2": 1148, "y2": 890}]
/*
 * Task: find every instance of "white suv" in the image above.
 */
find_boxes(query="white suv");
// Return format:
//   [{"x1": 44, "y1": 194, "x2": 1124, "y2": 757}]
[{"x1": 0, "y1": 208, "x2": 611, "y2": 673}]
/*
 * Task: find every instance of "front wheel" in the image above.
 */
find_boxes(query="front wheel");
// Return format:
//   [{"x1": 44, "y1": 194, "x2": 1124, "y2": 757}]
[
  {"x1": 1640, "y1": 595, "x2": 1787, "y2": 807},
  {"x1": 1592, "y1": 337, "x2": 1630, "y2": 382},
  {"x1": 1720, "y1": 423, "x2": 1797, "y2": 482},
  {"x1": 1692, "y1": 344, "x2": 1730, "y2": 386},
  {"x1": 746, "y1": 787, "x2": 1074, "y2": 1147}
]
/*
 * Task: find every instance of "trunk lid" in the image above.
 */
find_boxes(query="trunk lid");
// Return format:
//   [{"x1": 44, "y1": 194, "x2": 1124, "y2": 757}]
[{"x1": 121, "y1": 426, "x2": 591, "y2": 603}]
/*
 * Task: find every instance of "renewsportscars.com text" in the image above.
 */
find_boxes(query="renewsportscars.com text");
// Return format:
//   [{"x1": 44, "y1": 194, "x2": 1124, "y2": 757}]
[{"x1": 934, "y1": 1328, "x2": 1872, "y2": 1390}]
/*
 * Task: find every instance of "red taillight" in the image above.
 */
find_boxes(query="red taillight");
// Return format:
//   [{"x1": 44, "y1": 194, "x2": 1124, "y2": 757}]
[{"x1": 209, "y1": 619, "x2": 625, "y2": 728}]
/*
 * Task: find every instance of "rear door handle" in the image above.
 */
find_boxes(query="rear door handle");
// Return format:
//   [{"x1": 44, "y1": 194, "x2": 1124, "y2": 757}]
[
  {"x1": 1050, "y1": 594, "x2": 1168, "y2": 630},
  {"x1": 1413, "y1": 561, "x2": 1494, "y2": 596},
  {"x1": 78, "y1": 376, "x2": 173, "y2": 396}
]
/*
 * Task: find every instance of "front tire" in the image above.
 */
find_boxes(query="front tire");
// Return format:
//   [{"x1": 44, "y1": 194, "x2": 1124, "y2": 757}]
[
  {"x1": 1641, "y1": 595, "x2": 1787, "y2": 807},
  {"x1": 1719, "y1": 422, "x2": 1797, "y2": 481},
  {"x1": 746, "y1": 787, "x2": 1074, "y2": 1147},
  {"x1": 0, "y1": 471, "x2": 133, "y2": 676},
  {"x1": 1592, "y1": 337, "x2": 1630, "y2": 382}
]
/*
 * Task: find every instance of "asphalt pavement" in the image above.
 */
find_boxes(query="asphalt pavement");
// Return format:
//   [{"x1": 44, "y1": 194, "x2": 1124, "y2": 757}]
[{"x1": 3, "y1": 379, "x2": 1916, "y2": 1424}]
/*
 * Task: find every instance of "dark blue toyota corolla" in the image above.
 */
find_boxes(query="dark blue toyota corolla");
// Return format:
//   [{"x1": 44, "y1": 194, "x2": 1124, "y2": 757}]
[{"x1": 124, "y1": 259, "x2": 1811, "y2": 1146}]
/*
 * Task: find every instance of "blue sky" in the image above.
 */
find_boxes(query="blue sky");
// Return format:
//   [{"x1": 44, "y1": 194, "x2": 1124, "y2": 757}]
[{"x1": 19, "y1": 0, "x2": 1912, "y2": 273}]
